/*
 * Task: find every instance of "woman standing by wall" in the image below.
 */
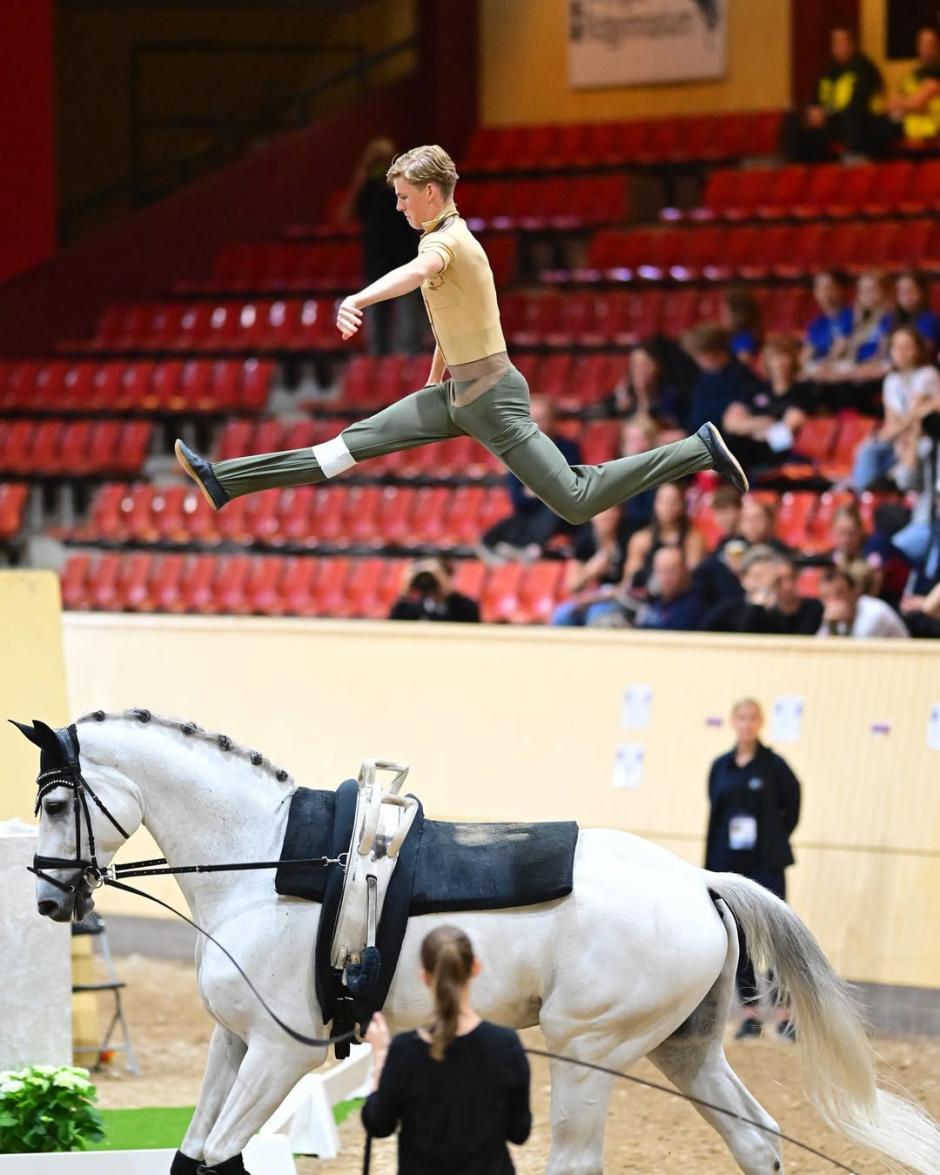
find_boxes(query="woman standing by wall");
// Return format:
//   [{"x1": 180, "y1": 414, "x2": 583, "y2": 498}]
[{"x1": 705, "y1": 698, "x2": 802, "y2": 1039}]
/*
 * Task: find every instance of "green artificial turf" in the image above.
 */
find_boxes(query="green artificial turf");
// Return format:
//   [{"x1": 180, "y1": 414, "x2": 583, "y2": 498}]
[
  {"x1": 89, "y1": 1106, "x2": 195, "y2": 1151},
  {"x1": 87, "y1": 1099, "x2": 365, "y2": 1151}
]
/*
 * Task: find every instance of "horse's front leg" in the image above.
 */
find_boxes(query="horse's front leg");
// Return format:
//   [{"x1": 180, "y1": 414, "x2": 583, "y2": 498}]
[
  {"x1": 202, "y1": 1040, "x2": 326, "y2": 1172},
  {"x1": 171, "y1": 1025, "x2": 247, "y2": 1173}
]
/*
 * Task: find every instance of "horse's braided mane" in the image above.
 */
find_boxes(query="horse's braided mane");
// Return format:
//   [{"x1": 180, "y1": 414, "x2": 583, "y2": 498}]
[{"x1": 76, "y1": 708, "x2": 295, "y2": 787}]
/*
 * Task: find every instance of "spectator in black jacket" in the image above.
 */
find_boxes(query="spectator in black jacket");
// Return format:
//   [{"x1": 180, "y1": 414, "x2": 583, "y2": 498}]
[
  {"x1": 705, "y1": 698, "x2": 801, "y2": 1040},
  {"x1": 702, "y1": 546, "x2": 783, "y2": 633},
  {"x1": 339, "y1": 137, "x2": 424, "y2": 355},
  {"x1": 768, "y1": 556, "x2": 824, "y2": 635},
  {"x1": 363, "y1": 926, "x2": 531, "y2": 1173},
  {"x1": 682, "y1": 325, "x2": 760, "y2": 434},
  {"x1": 782, "y1": 26, "x2": 885, "y2": 161},
  {"x1": 389, "y1": 558, "x2": 480, "y2": 623}
]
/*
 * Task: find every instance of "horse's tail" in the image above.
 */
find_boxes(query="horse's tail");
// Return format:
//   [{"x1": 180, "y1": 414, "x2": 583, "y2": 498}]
[{"x1": 707, "y1": 872, "x2": 940, "y2": 1175}]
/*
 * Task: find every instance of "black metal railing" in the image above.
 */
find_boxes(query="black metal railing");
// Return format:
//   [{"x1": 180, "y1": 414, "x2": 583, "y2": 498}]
[{"x1": 60, "y1": 35, "x2": 417, "y2": 242}]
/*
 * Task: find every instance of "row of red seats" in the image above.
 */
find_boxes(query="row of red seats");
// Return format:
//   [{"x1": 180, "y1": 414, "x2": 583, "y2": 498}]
[
  {"x1": 677, "y1": 159, "x2": 940, "y2": 223},
  {"x1": 0, "y1": 483, "x2": 28, "y2": 540},
  {"x1": 288, "y1": 178, "x2": 627, "y2": 242},
  {"x1": 458, "y1": 176, "x2": 628, "y2": 229},
  {"x1": 0, "y1": 358, "x2": 271, "y2": 415},
  {"x1": 215, "y1": 416, "x2": 622, "y2": 472},
  {"x1": 500, "y1": 287, "x2": 815, "y2": 347},
  {"x1": 573, "y1": 218, "x2": 940, "y2": 283},
  {"x1": 75, "y1": 476, "x2": 881, "y2": 559},
  {"x1": 60, "y1": 551, "x2": 567, "y2": 623},
  {"x1": 76, "y1": 299, "x2": 355, "y2": 354},
  {"x1": 690, "y1": 485, "x2": 879, "y2": 555},
  {"x1": 461, "y1": 112, "x2": 783, "y2": 173},
  {"x1": 78, "y1": 483, "x2": 514, "y2": 549},
  {"x1": 178, "y1": 235, "x2": 518, "y2": 295},
  {"x1": 0, "y1": 420, "x2": 151, "y2": 477},
  {"x1": 340, "y1": 350, "x2": 630, "y2": 410}
]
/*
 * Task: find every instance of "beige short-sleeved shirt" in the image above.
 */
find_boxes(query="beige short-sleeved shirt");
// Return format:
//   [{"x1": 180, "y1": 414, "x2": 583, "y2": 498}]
[{"x1": 418, "y1": 204, "x2": 507, "y2": 367}]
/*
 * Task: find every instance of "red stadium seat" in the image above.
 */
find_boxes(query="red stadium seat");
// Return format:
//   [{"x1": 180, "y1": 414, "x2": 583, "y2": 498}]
[
  {"x1": 480, "y1": 563, "x2": 525, "y2": 623},
  {"x1": 514, "y1": 561, "x2": 565, "y2": 623},
  {"x1": 61, "y1": 553, "x2": 93, "y2": 610}
]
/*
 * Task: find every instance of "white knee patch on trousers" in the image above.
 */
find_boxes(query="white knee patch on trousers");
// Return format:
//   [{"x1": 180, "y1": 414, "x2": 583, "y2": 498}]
[{"x1": 312, "y1": 435, "x2": 356, "y2": 479}]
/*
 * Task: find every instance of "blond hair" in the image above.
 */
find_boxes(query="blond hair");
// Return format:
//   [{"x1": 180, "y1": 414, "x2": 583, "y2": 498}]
[{"x1": 386, "y1": 145, "x2": 459, "y2": 199}]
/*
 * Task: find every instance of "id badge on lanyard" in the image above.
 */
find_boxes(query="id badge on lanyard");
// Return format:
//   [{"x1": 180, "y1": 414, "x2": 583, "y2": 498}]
[{"x1": 728, "y1": 815, "x2": 758, "y2": 851}]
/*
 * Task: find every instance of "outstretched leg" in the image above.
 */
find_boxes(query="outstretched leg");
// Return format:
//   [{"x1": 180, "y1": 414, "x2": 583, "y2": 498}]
[
  {"x1": 202, "y1": 1041, "x2": 323, "y2": 1170},
  {"x1": 174, "y1": 1025, "x2": 247, "y2": 1170},
  {"x1": 502, "y1": 427, "x2": 720, "y2": 526},
  {"x1": 178, "y1": 382, "x2": 462, "y2": 505},
  {"x1": 649, "y1": 900, "x2": 784, "y2": 1174}
]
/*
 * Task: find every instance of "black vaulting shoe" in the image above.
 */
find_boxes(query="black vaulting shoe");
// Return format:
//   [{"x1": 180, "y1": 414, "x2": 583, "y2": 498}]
[
  {"x1": 175, "y1": 439, "x2": 229, "y2": 511},
  {"x1": 696, "y1": 421, "x2": 750, "y2": 495}
]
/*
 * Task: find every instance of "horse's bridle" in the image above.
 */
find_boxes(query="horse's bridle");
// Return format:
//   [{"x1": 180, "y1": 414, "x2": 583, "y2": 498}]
[{"x1": 29, "y1": 723, "x2": 131, "y2": 896}]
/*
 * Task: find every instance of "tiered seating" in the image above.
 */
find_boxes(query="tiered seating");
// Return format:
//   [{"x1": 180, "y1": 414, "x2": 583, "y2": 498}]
[
  {"x1": 78, "y1": 483, "x2": 513, "y2": 551},
  {"x1": 72, "y1": 300, "x2": 355, "y2": 354},
  {"x1": 459, "y1": 176, "x2": 628, "y2": 229},
  {"x1": 501, "y1": 288, "x2": 815, "y2": 346},
  {"x1": 0, "y1": 420, "x2": 151, "y2": 477},
  {"x1": 570, "y1": 219, "x2": 940, "y2": 283},
  {"x1": 691, "y1": 484, "x2": 884, "y2": 556},
  {"x1": 461, "y1": 112, "x2": 783, "y2": 173},
  {"x1": 178, "y1": 241, "x2": 362, "y2": 294},
  {"x1": 0, "y1": 358, "x2": 271, "y2": 414},
  {"x1": 60, "y1": 551, "x2": 568, "y2": 622},
  {"x1": 0, "y1": 483, "x2": 29, "y2": 540},
  {"x1": 253, "y1": 233, "x2": 517, "y2": 288},
  {"x1": 678, "y1": 159, "x2": 940, "y2": 223}
]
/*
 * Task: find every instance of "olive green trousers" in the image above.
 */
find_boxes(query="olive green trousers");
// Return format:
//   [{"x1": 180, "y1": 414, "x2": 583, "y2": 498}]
[{"x1": 212, "y1": 366, "x2": 712, "y2": 526}]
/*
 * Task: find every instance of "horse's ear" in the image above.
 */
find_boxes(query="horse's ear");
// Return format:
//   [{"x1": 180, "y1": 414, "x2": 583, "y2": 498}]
[{"x1": 8, "y1": 719, "x2": 45, "y2": 749}]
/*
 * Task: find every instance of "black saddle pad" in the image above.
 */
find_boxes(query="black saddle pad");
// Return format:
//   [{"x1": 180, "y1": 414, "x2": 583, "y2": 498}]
[
  {"x1": 274, "y1": 785, "x2": 578, "y2": 1030},
  {"x1": 275, "y1": 787, "x2": 578, "y2": 913}
]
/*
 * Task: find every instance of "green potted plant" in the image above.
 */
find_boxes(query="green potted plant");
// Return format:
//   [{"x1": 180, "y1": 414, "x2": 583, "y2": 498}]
[{"x1": 0, "y1": 1065, "x2": 105, "y2": 1153}]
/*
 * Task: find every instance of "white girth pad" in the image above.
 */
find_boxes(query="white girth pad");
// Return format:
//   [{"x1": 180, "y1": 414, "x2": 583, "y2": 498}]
[{"x1": 312, "y1": 435, "x2": 356, "y2": 479}]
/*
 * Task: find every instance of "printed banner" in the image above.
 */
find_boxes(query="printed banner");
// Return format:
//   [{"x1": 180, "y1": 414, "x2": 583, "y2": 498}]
[{"x1": 569, "y1": 0, "x2": 727, "y2": 88}]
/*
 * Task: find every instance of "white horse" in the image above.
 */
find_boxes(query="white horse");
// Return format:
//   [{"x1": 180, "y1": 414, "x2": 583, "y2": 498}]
[{"x1": 21, "y1": 710, "x2": 940, "y2": 1175}]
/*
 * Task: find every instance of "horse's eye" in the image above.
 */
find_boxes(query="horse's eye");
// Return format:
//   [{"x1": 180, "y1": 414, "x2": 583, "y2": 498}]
[{"x1": 44, "y1": 800, "x2": 68, "y2": 817}]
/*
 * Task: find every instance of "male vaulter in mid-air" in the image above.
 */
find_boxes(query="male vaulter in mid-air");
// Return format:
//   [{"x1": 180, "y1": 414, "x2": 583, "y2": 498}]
[{"x1": 175, "y1": 145, "x2": 747, "y2": 522}]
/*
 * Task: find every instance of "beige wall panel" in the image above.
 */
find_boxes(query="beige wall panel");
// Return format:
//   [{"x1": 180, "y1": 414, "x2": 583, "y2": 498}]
[
  {"x1": 480, "y1": 0, "x2": 791, "y2": 126},
  {"x1": 61, "y1": 616, "x2": 939, "y2": 988}
]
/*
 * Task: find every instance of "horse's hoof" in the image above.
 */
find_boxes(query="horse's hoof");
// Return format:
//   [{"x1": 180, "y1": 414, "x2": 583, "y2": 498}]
[
  {"x1": 170, "y1": 1153, "x2": 201, "y2": 1175},
  {"x1": 196, "y1": 1156, "x2": 246, "y2": 1175}
]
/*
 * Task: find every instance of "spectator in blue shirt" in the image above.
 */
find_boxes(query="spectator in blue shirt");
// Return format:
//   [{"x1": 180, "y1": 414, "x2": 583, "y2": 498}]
[
  {"x1": 803, "y1": 270, "x2": 853, "y2": 367},
  {"x1": 683, "y1": 324, "x2": 760, "y2": 433},
  {"x1": 720, "y1": 287, "x2": 764, "y2": 365},
  {"x1": 813, "y1": 271, "x2": 894, "y2": 408},
  {"x1": 635, "y1": 545, "x2": 705, "y2": 631},
  {"x1": 892, "y1": 270, "x2": 940, "y2": 352}
]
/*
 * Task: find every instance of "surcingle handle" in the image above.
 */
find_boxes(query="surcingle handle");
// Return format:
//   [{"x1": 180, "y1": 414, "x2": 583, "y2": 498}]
[
  {"x1": 366, "y1": 874, "x2": 377, "y2": 948},
  {"x1": 357, "y1": 759, "x2": 410, "y2": 795}
]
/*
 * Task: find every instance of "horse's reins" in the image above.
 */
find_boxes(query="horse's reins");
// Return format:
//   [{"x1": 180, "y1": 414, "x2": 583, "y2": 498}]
[
  {"x1": 28, "y1": 726, "x2": 862, "y2": 1172},
  {"x1": 28, "y1": 725, "x2": 355, "y2": 1050}
]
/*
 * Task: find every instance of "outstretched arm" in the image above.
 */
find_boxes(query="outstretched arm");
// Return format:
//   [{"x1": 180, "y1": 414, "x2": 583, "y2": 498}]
[{"x1": 337, "y1": 253, "x2": 443, "y2": 339}]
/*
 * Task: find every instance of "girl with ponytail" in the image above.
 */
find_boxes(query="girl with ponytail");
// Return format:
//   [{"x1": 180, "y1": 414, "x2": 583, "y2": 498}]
[{"x1": 362, "y1": 925, "x2": 532, "y2": 1172}]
